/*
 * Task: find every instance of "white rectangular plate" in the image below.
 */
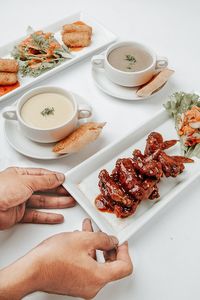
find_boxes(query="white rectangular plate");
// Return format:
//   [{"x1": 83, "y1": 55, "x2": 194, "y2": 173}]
[
  {"x1": 0, "y1": 11, "x2": 117, "y2": 103},
  {"x1": 63, "y1": 109, "x2": 200, "y2": 244}
]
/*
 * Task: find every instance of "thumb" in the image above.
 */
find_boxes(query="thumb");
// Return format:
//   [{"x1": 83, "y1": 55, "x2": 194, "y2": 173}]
[
  {"x1": 24, "y1": 173, "x2": 65, "y2": 192},
  {"x1": 101, "y1": 242, "x2": 133, "y2": 282}
]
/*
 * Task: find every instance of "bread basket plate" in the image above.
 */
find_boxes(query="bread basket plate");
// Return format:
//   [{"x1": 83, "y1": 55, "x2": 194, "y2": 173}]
[
  {"x1": 63, "y1": 109, "x2": 200, "y2": 244},
  {"x1": 0, "y1": 11, "x2": 117, "y2": 104},
  {"x1": 3, "y1": 92, "x2": 91, "y2": 160}
]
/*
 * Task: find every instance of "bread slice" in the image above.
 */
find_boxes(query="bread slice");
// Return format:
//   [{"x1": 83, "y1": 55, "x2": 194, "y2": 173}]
[
  {"x1": 62, "y1": 31, "x2": 91, "y2": 48},
  {"x1": 136, "y1": 69, "x2": 174, "y2": 97},
  {"x1": 0, "y1": 72, "x2": 18, "y2": 85},
  {"x1": 62, "y1": 23, "x2": 92, "y2": 35},
  {"x1": 0, "y1": 59, "x2": 19, "y2": 73},
  {"x1": 53, "y1": 122, "x2": 106, "y2": 154}
]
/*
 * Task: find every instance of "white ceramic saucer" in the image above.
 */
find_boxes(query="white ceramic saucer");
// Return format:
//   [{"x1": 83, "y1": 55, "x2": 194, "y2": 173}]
[
  {"x1": 3, "y1": 92, "x2": 91, "y2": 160},
  {"x1": 92, "y1": 67, "x2": 167, "y2": 101}
]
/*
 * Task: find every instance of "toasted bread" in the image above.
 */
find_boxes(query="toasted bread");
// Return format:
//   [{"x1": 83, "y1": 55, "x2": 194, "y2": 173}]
[
  {"x1": 62, "y1": 21, "x2": 92, "y2": 48},
  {"x1": 53, "y1": 122, "x2": 106, "y2": 154},
  {"x1": 0, "y1": 59, "x2": 19, "y2": 73},
  {"x1": 0, "y1": 72, "x2": 18, "y2": 85},
  {"x1": 63, "y1": 23, "x2": 92, "y2": 35},
  {"x1": 62, "y1": 32, "x2": 91, "y2": 48},
  {"x1": 137, "y1": 69, "x2": 174, "y2": 97}
]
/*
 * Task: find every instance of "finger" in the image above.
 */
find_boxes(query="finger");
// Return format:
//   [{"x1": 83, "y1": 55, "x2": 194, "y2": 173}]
[
  {"x1": 24, "y1": 173, "x2": 65, "y2": 192},
  {"x1": 38, "y1": 186, "x2": 70, "y2": 196},
  {"x1": 20, "y1": 209, "x2": 64, "y2": 224},
  {"x1": 103, "y1": 248, "x2": 117, "y2": 262},
  {"x1": 27, "y1": 195, "x2": 76, "y2": 209},
  {"x1": 16, "y1": 203, "x2": 26, "y2": 223},
  {"x1": 82, "y1": 218, "x2": 94, "y2": 231},
  {"x1": 100, "y1": 229, "x2": 117, "y2": 262},
  {"x1": 102, "y1": 241, "x2": 133, "y2": 281},
  {"x1": 116, "y1": 241, "x2": 132, "y2": 262},
  {"x1": 87, "y1": 232, "x2": 118, "y2": 251},
  {"x1": 98, "y1": 229, "x2": 117, "y2": 262},
  {"x1": 13, "y1": 167, "x2": 57, "y2": 176},
  {"x1": 82, "y1": 219, "x2": 96, "y2": 260}
]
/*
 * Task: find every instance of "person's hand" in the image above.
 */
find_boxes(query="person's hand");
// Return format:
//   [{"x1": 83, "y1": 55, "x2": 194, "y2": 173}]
[
  {"x1": 27, "y1": 221, "x2": 133, "y2": 299},
  {"x1": 0, "y1": 167, "x2": 75, "y2": 230},
  {"x1": 0, "y1": 219, "x2": 133, "y2": 299}
]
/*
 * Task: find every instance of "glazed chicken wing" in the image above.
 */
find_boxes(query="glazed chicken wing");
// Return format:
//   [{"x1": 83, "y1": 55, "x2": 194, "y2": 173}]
[
  {"x1": 112, "y1": 158, "x2": 142, "y2": 190},
  {"x1": 98, "y1": 170, "x2": 133, "y2": 207},
  {"x1": 95, "y1": 132, "x2": 193, "y2": 218},
  {"x1": 145, "y1": 132, "x2": 178, "y2": 155}
]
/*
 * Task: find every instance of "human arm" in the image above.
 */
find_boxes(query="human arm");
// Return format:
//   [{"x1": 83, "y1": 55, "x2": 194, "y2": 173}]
[{"x1": 0, "y1": 251, "x2": 40, "y2": 300}]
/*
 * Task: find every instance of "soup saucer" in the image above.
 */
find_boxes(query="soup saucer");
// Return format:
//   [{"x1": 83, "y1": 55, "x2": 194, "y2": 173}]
[
  {"x1": 92, "y1": 67, "x2": 167, "y2": 101},
  {"x1": 3, "y1": 92, "x2": 90, "y2": 160}
]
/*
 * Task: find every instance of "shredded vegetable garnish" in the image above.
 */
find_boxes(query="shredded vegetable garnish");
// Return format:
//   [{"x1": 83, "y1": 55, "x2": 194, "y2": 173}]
[
  {"x1": 12, "y1": 31, "x2": 72, "y2": 77},
  {"x1": 164, "y1": 92, "x2": 200, "y2": 158}
]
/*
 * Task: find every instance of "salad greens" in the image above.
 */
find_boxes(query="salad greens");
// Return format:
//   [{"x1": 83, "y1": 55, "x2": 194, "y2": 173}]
[
  {"x1": 12, "y1": 31, "x2": 72, "y2": 77},
  {"x1": 164, "y1": 92, "x2": 200, "y2": 158}
]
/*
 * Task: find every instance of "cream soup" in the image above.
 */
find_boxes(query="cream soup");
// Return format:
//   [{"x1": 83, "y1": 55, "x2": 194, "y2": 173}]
[
  {"x1": 108, "y1": 46, "x2": 153, "y2": 72},
  {"x1": 21, "y1": 92, "x2": 74, "y2": 129}
]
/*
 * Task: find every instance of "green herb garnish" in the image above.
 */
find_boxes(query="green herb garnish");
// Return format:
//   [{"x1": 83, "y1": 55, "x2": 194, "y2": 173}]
[
  {"x1": 125, "y1": 54, "x2": 136, "y2": 63},
  {"x1": 41, "y1": 107, "x2": 55, "y2": 117},
  {"x1": 125, "y1": 54, "x2": 136, "y2": 70}
]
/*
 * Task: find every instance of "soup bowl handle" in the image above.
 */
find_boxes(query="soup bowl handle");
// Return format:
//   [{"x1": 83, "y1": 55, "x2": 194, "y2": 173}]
[
  {"x1": 91, "y1": 55, "x2": 105, "y2": 70},
  {"x1": 78, "y1": 104, "x2": 92, "y2": 119},
  {"x1": 156, "y1": 56, "x2": 168, "y2": 70},
  {"x1": 2, "y1": 106, "x2": 18, "y2": 121}
]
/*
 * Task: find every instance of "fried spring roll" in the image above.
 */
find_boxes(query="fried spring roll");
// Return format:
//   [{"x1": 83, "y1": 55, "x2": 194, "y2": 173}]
[
  {"x1": 62, "y1": 32, "x2": 91, "y2": 48},
  {"x1": 0, "y1": 72, "x2": 18, "y2": 85},
  {"x1": 0, "y1": 59, "x2": 19, "y2": 73}
]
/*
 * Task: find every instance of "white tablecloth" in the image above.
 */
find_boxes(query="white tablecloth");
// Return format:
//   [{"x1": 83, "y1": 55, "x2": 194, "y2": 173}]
[{"x1": 0, "y1": 1, "x2": 200, "y2": 299}]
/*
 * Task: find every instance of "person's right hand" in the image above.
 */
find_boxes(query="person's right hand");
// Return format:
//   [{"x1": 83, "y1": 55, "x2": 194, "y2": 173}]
[
  {"x1": 0, "y1": 220, "x2": 133, "y2": 299},
  {"x1": 32, "y1": 231, "x2": 133, "y2": 299}
]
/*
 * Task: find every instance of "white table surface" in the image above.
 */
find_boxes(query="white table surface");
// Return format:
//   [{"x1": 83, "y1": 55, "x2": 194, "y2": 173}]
[{"x1": 1, "y1": 0, "x2": 200, "y2": 299}]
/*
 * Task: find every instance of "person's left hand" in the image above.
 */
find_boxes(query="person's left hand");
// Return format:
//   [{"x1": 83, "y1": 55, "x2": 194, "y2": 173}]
[{"x1": 0, "y1": 167, "x2": 75, "y2": 230}]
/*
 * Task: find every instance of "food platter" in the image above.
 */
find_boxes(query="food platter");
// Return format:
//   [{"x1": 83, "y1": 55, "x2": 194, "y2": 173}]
[
  {"x1": 63, "y1": 109, "x2": 200, "y2": 244},
  {"x1": 0, "y1": 11, "x2": 117, "y2": 103}
]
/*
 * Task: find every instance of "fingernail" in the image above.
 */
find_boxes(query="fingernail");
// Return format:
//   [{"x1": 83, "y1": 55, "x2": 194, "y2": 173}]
[
  {"x1": 55, "y1": 214, "x2": 64, "y2": 223},
  {"x1": 110, "y1": 235, "x2": 119, "y2": 246},
  {"x1": 55, "y1": 173, "x2": 64, "y2": 183},
  {"x1": 84, "y1": 218, "x2": 91, "y2": 223}
]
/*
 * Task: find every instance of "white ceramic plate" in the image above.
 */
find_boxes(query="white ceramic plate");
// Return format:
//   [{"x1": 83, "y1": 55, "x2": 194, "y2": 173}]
[
  {"x1": 63, "y1": 109, "x2": 200, "y2": 244},
  {"x1": 3, "y1": 92, "x2": 91, "y2": 160},
  {"x1": 0, "y1": 11, "x2": 117, "y2": 103},
  {"x1": 92, "y1": 67, "x2": 167, "y2": 101}
]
